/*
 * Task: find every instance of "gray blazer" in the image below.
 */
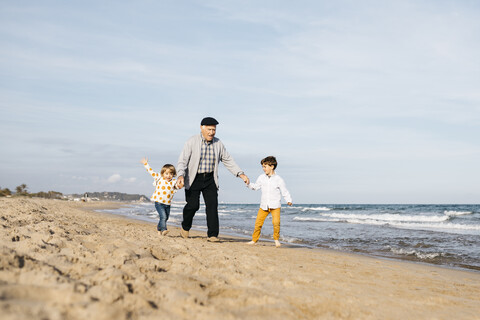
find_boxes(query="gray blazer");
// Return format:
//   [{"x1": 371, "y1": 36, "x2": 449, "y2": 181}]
[{"x1": 177, "y1": 134, "x2": 243, "y2": 190}]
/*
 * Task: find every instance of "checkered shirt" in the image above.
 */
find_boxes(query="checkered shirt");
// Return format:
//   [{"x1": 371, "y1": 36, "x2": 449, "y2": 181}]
[{"x1": 198, "y1": 139, "x2": 215, "y2": 173}]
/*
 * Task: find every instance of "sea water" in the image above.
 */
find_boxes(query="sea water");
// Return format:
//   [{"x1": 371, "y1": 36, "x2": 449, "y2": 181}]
[{"x1": 100, "y1": 203, "x2": 480, "y2": 272}]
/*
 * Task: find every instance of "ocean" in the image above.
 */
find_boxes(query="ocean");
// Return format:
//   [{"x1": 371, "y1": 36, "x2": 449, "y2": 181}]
[{"x1": 99, "y1": 203, "x2": 480, "y2": 272}]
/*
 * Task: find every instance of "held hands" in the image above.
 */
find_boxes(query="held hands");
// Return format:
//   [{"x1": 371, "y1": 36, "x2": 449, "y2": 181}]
[
  {"x1": 176, "y1": 176, "x2": 185, "y2": 189},
  {"x1": 287, "y1": 202, "x2": 293, "y2": 206},
  {"x1": 140, "y1": 157, "x2": 148, "y2": 165},
  {"x1": 239, "y1": 174, "x2": 250, "y2": 185}
]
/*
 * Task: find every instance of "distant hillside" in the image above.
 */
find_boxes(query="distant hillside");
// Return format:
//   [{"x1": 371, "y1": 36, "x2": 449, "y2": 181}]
[{"x1": 68, "y1": 192, "x2": 149, "y2": 202}]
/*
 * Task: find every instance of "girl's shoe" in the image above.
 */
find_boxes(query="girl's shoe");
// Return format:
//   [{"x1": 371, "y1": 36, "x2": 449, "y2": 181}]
[{"x1": 275, "y1": 240, "x2": 281, "y2": 247}]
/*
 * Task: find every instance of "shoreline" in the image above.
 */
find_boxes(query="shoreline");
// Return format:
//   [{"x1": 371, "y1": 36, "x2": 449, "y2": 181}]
[
  {"x1": 1, "y1": 198, "x2": 479, "y2": 319},
  {"x1": 99, "y1": 202, "x2": 480, "y2": 274}
]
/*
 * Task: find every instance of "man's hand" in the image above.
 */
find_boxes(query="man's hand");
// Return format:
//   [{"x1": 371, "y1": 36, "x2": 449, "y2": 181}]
[
  {"x1": 239, "y1": 174, "x2": 250, "y2": 185},
  {"x1": 176, "y1": 176, "x2": 185, "y2": 189}
]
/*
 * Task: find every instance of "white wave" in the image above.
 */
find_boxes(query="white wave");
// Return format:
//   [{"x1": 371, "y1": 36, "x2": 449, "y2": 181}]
[
  {"x1": 390, "y1": 221, "x2": 480, "y2": 231},
  {"x1": 294, "y1": 217, "x2": 337, "y2": 222},
  {"x1": 320, "y1": 212, "x2": 450, "y2": 223},
  {"x1": 170, "y1": 203, "x2": 187, "y2": 209},
  {"x1": 219, "y1": 208, "x2": 248, "y2": 213},
  {"x1": 389, "y1": 247, "x2": 443, "y2": 260},
  {"x1": 132, "y1": 203, "x2": 151, "y2": 207},
  {"x1": 346, "y1": 218, "x2": 389, "y2": 226},
  {"x1": 444, "y1": 210, "x2": 473, "y2": 216},
  {"x1": 279, "y1": 235, "x2": 302, "y2": 243},
  {"x1": 293, "y1": 216, "x2": 480, "y2": 233},
  {"x1": 301, "y1": 207, "x2": 331, "y2": 212},
  {"x1": 343, "y1": 219, "x2": 480, "y2": 232}
]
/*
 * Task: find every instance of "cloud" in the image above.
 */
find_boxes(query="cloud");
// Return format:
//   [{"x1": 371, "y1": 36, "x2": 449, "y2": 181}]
[
  {"x1": 106, "y1": 174, "x2": 137, "y2": 184},
  {"x1": 107, "y1": 174, "x2": 122, "y2": 183}
]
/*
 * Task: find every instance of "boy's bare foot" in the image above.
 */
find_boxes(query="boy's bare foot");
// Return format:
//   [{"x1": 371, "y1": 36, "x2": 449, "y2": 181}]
[
  {"x1": 275, "y1": 240, "x2": 281, "y2": 247},
  {"x1": 247, "y1": 241, "x2": 257, "y2": 245},
  {"x1": 162, "y1": 230, "x2": 169, "y2": 236}
]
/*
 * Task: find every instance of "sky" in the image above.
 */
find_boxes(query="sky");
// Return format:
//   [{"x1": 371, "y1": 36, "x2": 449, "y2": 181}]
[{"x1": 1, "y1": 0, "x2": 479, "y2": 204}]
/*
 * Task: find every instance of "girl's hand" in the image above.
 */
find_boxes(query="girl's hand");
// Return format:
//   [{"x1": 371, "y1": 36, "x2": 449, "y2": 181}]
[
  {"x1": 176, "y1": 176, "x2": 184, "y2": 189},
  {"x1": 141, "y1": 157, "x2": 148, "y2": 165}
]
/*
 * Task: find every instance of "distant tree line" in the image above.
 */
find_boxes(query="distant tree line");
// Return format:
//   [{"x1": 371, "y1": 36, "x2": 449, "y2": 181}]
[
  {"x1": 0, "y1": 186, "x2": 12, "y2": 197},
  {"x1": 1, "y1": 184, "x2": 148, "y2": 202},
  {"x1": 69, "y1": 191, "x2": 149, "y2": 202},
  {"x1": 0, "y1": 184, "x2": 64, "y2": 199}
]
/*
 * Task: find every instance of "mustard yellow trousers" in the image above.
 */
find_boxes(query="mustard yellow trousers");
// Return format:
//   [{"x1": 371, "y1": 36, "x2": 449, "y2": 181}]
[{"x1": 252, "y1": 207, "x2": 281, "y2": 242}]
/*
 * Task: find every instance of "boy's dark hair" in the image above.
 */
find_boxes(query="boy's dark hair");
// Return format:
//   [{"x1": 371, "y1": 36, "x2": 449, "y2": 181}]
[
  {"x1": 161, "y1": 164, "x2": 177, "y2": 176},
  {"x1": 261, "y1": 156, "x2": 277, "y2": 170}
]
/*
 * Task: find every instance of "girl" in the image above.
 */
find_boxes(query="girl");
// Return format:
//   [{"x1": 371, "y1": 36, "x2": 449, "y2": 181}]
[{"x1": 141, "y1": 157, "x2": 177, "y2": 236}]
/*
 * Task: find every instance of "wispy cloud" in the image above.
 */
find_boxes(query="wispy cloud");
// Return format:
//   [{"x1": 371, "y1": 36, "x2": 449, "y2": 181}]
[{"x1": 107, "y1": 174, "x2": 122, "y2": 183}]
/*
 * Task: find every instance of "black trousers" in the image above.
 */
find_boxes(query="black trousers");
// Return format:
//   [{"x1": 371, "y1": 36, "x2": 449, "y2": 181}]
[{"x1": 182, "y1": 172, "x2": 219, "y2": 237}]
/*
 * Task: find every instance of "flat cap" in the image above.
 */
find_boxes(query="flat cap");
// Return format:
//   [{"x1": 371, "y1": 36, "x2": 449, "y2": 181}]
[{"x1": 201, "y1": 117, "x2": 219, "y2": 125}]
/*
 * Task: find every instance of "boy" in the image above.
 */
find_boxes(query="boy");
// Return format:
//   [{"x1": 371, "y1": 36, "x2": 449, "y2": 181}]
[{"x1": 247, "y1": 156, "x2": 292, "y2": 247}]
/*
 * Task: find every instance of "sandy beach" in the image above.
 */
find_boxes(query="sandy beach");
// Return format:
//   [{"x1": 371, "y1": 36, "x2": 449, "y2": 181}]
[{"x1": 1, "y1": 198, "x2": 479, "y2": 319}]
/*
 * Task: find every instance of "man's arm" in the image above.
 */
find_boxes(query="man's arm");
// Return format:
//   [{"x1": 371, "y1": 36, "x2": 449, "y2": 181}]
[
  {"x1": 176, "y1": 139, "x2": 193, "y2": 189},
  {"x1": 218, "y1": 141, "x2": 249, "y2": 185}
]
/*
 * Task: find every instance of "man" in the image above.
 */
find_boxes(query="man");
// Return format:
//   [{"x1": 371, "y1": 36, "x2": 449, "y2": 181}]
[{"x1": 176, "y1": 117, "x2": 249, "y2": 242}]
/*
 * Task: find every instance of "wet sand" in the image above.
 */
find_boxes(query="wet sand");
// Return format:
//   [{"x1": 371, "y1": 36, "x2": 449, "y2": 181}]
[{"x1": 1, "y1": 198, "x2": 479, "y2": 319}]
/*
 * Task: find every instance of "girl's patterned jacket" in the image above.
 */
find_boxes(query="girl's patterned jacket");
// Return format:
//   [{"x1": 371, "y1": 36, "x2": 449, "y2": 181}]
[{"x1": 144, "y1": 163, "x2": 177, "y2": 204}]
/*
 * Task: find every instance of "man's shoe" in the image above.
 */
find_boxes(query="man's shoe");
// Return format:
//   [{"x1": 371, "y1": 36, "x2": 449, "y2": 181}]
[
  {"x1": 180, "y1": 228, "x2": 189, "y2": 239},
  {"x1": 207, "y1": 236, "x2": 220, "y2": 242}
]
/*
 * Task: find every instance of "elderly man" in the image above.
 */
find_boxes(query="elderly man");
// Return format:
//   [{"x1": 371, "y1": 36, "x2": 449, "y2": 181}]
[{"x1": 176, "y1": 117, "x2": 249, "y2": 242}]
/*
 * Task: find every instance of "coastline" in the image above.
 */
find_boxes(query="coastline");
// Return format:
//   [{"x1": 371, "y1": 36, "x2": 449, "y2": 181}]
[
  {"x1": 1, "y1": 198, "x2": 479, "y2": 319},
  {"x1": 100, "y1": 202, "x2": 480, "y2": 273}
]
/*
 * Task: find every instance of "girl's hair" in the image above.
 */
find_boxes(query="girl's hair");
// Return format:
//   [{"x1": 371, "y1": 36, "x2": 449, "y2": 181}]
[
  {"x1": 161, "y1": 164, "x2": 176, "y2": 176},
  {"x1": 261, "y1": 156, "x2": 277, "y2": 170}
]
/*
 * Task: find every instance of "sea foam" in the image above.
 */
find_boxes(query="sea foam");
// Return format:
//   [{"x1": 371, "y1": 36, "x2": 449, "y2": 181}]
[{"x1": 444, "y1": 210, "x2": 473, "y2": 216}]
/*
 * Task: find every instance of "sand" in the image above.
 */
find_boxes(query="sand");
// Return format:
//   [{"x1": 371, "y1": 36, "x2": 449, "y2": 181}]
[{"x1": 1, "y1": 198, "x2": 479, "y2": 320}]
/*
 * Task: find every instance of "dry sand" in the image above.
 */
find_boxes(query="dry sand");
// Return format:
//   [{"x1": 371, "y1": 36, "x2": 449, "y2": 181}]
[{"x1": 1, "y1": 198, "x2": 479, "y2": 320}]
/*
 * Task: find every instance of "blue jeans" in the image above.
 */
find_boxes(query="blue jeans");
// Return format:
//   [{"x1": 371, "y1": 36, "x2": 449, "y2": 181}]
[{"x1": 155, "y1": 202, "x2": 170, "y2": 231}]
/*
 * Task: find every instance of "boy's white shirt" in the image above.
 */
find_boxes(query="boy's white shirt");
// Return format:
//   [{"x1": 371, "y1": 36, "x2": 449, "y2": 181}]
[{"x1": 247, "y1": 173, "x2": 292, "y2": 210}]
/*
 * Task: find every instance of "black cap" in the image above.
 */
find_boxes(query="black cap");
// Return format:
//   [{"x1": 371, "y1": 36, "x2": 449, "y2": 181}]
[{"x1": 201, "y1": 117, "x2": 219, "y2": 125}]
